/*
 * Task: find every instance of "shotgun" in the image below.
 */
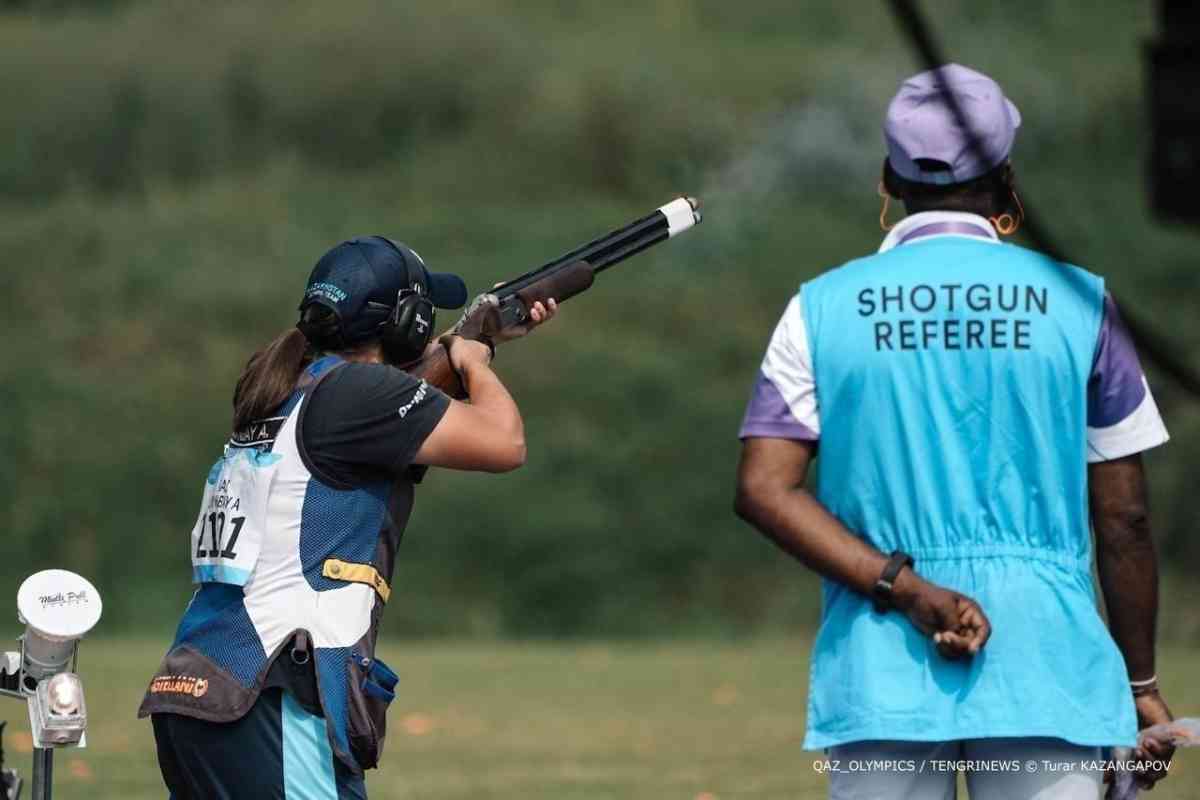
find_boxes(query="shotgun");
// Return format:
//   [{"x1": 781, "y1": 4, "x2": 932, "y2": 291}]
[{"x1": 410, "y1": 196, "x2": 702, "y2": 398}]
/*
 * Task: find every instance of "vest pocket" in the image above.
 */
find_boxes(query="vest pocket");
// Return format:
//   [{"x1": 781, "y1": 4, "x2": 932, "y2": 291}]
[
  {"x1": 347, "y1": 653, "x2": 399, "y2": 769},
  {"x1": 367, "y1": 658, "x2": 398, "y2": 697}
]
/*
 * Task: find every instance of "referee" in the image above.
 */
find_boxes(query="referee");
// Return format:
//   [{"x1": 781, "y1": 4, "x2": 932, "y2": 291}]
[
  {"x1": 735, "y1": 64, "x2": 1175, "y2": 798},
  {"x1": 138, "y1": 236, "x2": 556, "y2": 799}
]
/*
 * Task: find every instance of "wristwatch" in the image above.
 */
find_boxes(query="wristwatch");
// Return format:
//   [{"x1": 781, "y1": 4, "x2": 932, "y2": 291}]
[{"x1": 872, "y1": 550, "x2": 915, "y2": 613}]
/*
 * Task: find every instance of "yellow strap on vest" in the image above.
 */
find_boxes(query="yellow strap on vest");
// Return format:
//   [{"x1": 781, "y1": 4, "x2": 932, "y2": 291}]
[{"x1": 322, "y1": 558, "x2": 391, "y2": 603}]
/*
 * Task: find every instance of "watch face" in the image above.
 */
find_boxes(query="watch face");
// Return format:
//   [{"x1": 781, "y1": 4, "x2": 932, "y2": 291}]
[{"x1": 872, "y1": 579, "x2": 893, "y2": 613}]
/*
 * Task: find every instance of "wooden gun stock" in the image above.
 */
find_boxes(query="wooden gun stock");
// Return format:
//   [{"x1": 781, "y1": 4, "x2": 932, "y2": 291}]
[{"x1": 492, "y1": 260, "x2": 594, "y2": 329}]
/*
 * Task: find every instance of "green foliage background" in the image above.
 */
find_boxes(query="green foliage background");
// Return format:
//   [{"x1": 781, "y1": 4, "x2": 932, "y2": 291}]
[{"x1": 1, "y1": 0, "x2": 1197, "y2": 637}]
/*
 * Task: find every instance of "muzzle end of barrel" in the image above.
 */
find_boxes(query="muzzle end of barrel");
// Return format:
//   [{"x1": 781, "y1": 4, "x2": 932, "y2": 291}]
[{"x1": 660, "y1": 196, "x2": 701, "y2": 237}]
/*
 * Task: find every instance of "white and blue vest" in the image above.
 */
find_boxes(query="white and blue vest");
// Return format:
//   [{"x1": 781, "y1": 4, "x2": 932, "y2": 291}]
[{"x1": 140, "y1": 356, "x2": 403, "y2": 772}]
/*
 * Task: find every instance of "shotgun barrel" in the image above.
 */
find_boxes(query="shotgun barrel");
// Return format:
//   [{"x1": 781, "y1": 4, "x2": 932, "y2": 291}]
[
  {"x1": 488, "y1": 197, "x2": 701, "y2": 328},
  {"x1": 411, "y1": 196, "x2": 702, "y2": 398}
]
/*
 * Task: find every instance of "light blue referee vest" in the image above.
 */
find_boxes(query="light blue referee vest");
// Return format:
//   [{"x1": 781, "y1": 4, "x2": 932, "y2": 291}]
[{"x1": 801, "y1": 237, "x2": 1137, "y2": 749}]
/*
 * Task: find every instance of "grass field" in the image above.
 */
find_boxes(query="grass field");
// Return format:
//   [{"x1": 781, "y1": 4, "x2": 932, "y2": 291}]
[{"x1": 1, "y1": 638, "x2": 1197, "y2": 799}]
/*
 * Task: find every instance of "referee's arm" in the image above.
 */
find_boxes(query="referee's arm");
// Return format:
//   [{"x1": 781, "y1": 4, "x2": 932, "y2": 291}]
[
  {"x1": 735, "y1": 439, "x2": 901, "y2": 599},
  {"x1": 735, "y1": 438, "x2": 989, "y2": 658},
  {"x1": 1091, "y1": 454, "x2": 1160, "y2": 688},
  {"x1": 1083, "y1": 292, "x2": 1174, "y2": 786},
  {"x1": 1090, "y1": 454, "x2": 1175, "y2": 785}
]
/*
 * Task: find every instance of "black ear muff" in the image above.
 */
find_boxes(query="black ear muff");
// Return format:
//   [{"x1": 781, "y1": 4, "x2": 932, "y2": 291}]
[{"x1": 380, "y1": 287, "x2": 435, "y2": 366}]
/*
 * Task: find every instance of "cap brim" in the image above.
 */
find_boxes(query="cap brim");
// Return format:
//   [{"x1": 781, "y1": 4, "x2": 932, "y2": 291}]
[{"x1": 426, "y1": 271, "x2": 468, "y2": 309}]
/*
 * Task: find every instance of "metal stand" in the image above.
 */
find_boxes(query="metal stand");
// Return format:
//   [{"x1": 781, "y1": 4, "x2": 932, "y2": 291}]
[
  {"x1": 5, "y1": 569, "x2": 103, "y2": 800},
  {"x1": 30, "y1": 749, "x2": 50, "y2": 800}
]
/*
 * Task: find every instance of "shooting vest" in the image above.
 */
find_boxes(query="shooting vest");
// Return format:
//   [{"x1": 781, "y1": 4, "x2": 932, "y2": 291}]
[
  {"x1": 800, "y1": 233, "x2": 1138, "y2": 749},
  {"x1": 139, "y1": 356, "x2": 402, "y2": 773}
]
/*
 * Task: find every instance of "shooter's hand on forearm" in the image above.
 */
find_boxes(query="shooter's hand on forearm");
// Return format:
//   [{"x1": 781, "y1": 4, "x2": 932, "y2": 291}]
[
  {"x1": 493, "y1": 297, "x2": 557, "y2": 342},
  {"x1": 449, "y1": 290, "x2": 559, "y2": 345}
]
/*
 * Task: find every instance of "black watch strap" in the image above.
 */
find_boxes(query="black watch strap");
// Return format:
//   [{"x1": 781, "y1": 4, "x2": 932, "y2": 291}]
[{"x1": 872, "y1": 550, "x2": 914, "y2": 613}]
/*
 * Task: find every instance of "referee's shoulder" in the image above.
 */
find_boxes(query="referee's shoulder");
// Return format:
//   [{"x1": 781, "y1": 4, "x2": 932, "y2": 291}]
[
  {"x1": 989, "y1": 242, "x2": 1106, "y2": 305},
  {"x1": 995, "y1": 240, "x2": 1101, "y2": 278},
  {"x1": 803, "y1": 252, "x2": 882, "y2": 291}
]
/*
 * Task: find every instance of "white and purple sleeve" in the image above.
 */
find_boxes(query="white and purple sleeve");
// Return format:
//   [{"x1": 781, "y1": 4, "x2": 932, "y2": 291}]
[
  {"x1": 738, "y1": 293, "x2": 820, "y2": 441},
  {"x1": 1086, "y1": 293, "x2": 1169, "y2": 462}
]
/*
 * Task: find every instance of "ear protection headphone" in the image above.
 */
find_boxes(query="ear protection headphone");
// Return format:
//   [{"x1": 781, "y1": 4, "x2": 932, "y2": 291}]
[
  {"x1": 375, "y1": 238, "x2": 435, "y2": 366},
  {"x1": 377, "y1": 281, "x2": 435, "y2": 365}
]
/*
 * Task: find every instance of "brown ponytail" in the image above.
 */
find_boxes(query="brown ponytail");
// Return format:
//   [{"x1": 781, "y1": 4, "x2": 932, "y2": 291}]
[{"x1": 232, "y1": 328, "x2": 313, "y2": 431}]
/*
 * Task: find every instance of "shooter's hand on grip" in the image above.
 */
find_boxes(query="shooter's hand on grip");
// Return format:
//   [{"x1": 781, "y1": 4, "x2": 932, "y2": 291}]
[
  {"x1": 408, "y1": 345, "x2": 467, "y2": 398},
  {"x1": 410, "y1": 295, "x2": 558, "y2": 400},
  {"x1": 444, "y1": 335, "x2": 494, "y2": 376}
]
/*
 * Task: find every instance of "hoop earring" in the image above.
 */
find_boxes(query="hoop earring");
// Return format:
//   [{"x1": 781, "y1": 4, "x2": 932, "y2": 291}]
[
  {"x1": 990, "y1": 189, "x2": 1024, "y2": 236},
  {"x1": 878, "y1": 182, "x2": 895, "y2": 231}
]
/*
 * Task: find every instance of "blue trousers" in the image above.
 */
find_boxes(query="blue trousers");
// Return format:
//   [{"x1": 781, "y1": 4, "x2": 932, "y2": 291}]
[{"x1": 152, "y1": 688, "x2": 367, "y2": 800}]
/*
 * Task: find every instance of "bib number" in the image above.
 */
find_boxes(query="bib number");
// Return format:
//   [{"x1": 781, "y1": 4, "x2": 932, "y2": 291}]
[
  {"x1": 195, "y1": 512, "x2": 245, "y2": 560},
  {"x1": 190, "y1": 447, "x2": 279, "y2": 586}
]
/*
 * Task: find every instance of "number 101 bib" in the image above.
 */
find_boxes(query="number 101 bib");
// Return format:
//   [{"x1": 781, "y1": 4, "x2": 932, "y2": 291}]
[{"x1": 190, "y1": 417, "x2": 286, "y2": 586}]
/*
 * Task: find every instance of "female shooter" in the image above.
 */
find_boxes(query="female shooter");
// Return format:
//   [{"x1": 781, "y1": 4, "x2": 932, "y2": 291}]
[{"x1": 139, "y1": 236, "x2": 555, "y2": 799}]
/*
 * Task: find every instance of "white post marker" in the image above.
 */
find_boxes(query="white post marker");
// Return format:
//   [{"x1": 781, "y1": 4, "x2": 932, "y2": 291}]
[{"x1": 17, "y1": 570, "x2": 102, "y2": 689}]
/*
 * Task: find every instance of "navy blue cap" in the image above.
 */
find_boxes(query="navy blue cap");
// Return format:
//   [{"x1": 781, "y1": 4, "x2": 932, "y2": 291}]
[{"x1": 299, "y1": 236, "x2": 467, "y2": 344}]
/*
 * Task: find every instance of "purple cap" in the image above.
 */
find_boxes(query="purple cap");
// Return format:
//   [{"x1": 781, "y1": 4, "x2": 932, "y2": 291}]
[{"x1": 884, "y1": 63, "x2": 1021, "y2": 185}]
